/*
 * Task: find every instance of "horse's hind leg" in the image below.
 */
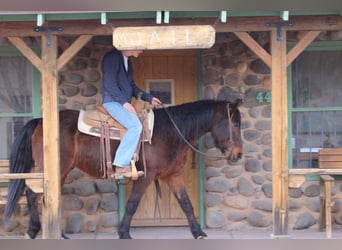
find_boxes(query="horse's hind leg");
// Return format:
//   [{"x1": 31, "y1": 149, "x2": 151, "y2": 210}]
[
  {"x1": 118, "y1": 180, "x2": 152, "y2": 239},
  {"x1": 25, "y1": 188, "x2": 41, "y2": 239},
  {"x1": 173, "y1": 187, "x2": 207, "y2": 239},
  {"x1": 25, "y1": 188, "x2": 69, "y2": 239}
]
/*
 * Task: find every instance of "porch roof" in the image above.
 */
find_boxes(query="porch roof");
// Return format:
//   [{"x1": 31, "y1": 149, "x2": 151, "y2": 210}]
[{"x1": 0, "y1": 11, "x2": 341, "y2": 23}]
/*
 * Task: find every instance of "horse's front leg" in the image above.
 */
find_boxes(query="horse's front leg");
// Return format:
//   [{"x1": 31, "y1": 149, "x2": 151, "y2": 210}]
[
  {"x1": 167, "y1": 176, "x2": 207, "y2": 239},
  {"x1": 118, "y1": 179, "x2": 151, "y2": 239},
  {"x1": 173, "y1": 188, "x2": 207, "y2": 239}
]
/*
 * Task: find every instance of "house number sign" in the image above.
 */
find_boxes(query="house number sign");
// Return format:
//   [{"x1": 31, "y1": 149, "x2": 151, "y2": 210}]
[{"x1": 256, "y1": 91, "x2": 271, "y2": 103}]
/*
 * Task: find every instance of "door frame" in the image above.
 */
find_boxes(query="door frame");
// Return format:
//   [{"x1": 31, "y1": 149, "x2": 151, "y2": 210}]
[{"x1": 118, "y1": 49, "x2": 205, "y2": 226}]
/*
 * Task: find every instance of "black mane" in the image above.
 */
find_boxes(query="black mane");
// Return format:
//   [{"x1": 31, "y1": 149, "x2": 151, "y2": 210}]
[{"x1": 153, "y1": 100, "x2": 230, "y2": 145}]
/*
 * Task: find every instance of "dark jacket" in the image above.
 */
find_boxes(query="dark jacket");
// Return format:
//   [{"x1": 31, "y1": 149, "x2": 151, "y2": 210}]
[{"x1": 101, "y1": 48, "x2": 153, "y2": 105}]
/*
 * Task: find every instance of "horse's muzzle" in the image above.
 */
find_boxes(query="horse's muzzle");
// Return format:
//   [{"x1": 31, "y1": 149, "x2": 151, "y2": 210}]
[{"x1": 224, "y1": 150, "x2": 242, "y2": 164}]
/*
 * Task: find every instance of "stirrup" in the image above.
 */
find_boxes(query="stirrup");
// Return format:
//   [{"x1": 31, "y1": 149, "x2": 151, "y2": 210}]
[
  {"x1": 112, "y1": 161, "x2": 144, "y2": 180},
  {"x1": 112, "y1": 170, "x2": 144, "y2": 180}
]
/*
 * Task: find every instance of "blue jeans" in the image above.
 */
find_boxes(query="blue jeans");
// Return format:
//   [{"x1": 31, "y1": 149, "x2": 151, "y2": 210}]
[{"x1": 103, "y1": 101, "x2": 142, "y2": 168}]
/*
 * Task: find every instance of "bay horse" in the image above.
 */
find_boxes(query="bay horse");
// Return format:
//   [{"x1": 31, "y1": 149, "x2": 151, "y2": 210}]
[{"x1": 2, "y1": 99, "x2": 242, "y2": 239}]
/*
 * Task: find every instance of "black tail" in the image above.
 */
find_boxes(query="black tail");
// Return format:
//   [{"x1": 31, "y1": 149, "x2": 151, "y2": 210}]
[
  {"x1": 2, "y1": 118, "x2": 40, "y2": 224},
  {"x1": 154, "y1": 180, "x2": 162, "y2": 199}
]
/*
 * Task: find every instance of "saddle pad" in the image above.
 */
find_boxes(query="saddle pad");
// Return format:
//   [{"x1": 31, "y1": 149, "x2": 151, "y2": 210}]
[{"x1": 77, "y1": 109, "x2": 154, "y2": 142}]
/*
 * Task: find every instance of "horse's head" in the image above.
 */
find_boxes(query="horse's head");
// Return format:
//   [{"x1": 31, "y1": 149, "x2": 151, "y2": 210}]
[{"x1": 211, "y1": 100, "x2": 243, "y2": 164}]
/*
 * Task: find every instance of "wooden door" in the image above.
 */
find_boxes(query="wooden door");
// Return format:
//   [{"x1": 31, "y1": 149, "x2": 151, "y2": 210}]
[{"x1": 128, "y1": 50, "x2": 198, "y2": 226}]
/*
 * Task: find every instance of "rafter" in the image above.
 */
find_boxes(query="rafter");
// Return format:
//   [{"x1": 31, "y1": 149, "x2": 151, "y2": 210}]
[
  {"x1": 286, "y1": 30, "x2": 322, "y2": 66},
  {"x1": 233, "y1": 31, "x2": 271, "y2": 67},
  {"x1": 57, "y1": 34, "x2": 93, "y2": 70},
  {"x1": 7, "y1": 36, "x2": 42, "y2": 71}
]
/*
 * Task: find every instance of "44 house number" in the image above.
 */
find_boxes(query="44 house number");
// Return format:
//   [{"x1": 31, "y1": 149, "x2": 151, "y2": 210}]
[{"x1": 256, "y1": 91, "x2": 271, "y2": 103}]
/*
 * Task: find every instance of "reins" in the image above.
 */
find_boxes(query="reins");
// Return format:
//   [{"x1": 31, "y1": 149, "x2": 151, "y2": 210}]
[{"x1": 160, "y1": 102, "x2": 234, "y2": 160}]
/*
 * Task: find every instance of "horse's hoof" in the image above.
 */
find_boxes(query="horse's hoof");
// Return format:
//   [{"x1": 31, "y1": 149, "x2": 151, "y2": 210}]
[
  {"x1": 61, "y1": 233, "x2": 69, "y2": 239},
  {"x1": 196, "y1": 235, "x2": 207, "y2": 239},
  {"x1": 24, "y1": 233, "x2": 32, "y2": 239},
  {"x1": 119, "y1": 236, "x2": 132, "y2": 239},
  {"x1": 119, "y1": 233, "x2": 132, "y2": 239}
]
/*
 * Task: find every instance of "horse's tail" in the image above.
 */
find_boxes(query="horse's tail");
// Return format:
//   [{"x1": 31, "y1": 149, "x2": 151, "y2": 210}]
[
  {"x1": 2, "y1": 118, "x2": 40, "y2": 224},
  {"x1": 154, "y1": 180, "x2": 162, "y2": 199}
]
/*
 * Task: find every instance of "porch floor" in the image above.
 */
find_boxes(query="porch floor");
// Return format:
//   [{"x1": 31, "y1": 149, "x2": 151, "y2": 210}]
[{"x1": 1, "y1": 226, "x2": 342, "y2": 239}]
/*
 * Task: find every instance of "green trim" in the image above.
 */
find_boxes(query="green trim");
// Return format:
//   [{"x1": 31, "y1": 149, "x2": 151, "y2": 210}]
[
  {"x1": 196, "y1": 49, "x2": 205, "y2": 228},
  {"x1": 288, "y1": 41, "x2": 342, "y2": 51},
  {"x1": 0, "y1": 113, "x2": 36, "y2": 117},
  {"x1": 0, "y1": 12, "x2": 157, "y2": 22},
  {"x1": 287, "y1": 66, "x2": 293, "y2": 169},
  {"x1": 32, "y1": 67, "x2": 41, "y2": 118},
  {"x1": 118, "y1": 180, "x2": 126, "y2": 221},
  {"x1": 0, "y1": 46, "x2": 37, "y2": 56},
  {"x1": 0, "y1": 14, "x2": 36, "y2": 22},
  {"x1": 292, "y1": 107, "x2": 342, "y2": 112}
]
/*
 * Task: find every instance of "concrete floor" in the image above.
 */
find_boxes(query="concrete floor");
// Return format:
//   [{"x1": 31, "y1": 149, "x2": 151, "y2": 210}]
[{"x1": 1, "y1": 226, "x2": 342, "y2": 239}]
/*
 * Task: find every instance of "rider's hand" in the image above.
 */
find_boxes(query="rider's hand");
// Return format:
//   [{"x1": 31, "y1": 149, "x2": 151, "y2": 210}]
[{"x1": 151, "y1": 97, "x2": 162, "y2": 107}]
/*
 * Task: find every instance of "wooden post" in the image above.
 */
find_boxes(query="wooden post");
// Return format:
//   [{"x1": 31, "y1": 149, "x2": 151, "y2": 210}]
[
  {"x1": 41, "y1": 34, "x2": 61, "y2": 239},
  {"x1": 271, "y1": 28, "x2": 289, "y2": 237}
]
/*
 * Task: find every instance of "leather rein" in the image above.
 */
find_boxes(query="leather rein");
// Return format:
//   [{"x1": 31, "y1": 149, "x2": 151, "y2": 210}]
[
  {"x1": 99, "y1": 102, "x2": 235, "y2": 179},
  {"x1": 161, "y1": 102, "x2": 234, "y2": 160}
]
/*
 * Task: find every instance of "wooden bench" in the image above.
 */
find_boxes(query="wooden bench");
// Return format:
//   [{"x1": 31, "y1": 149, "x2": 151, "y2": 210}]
[
  {"x1": 289, "y1": 148, "x2": 342, "y2": 239},
  {"x1": 0, "y1": 160, "x2": 44, "y2": 205},
  {"x1": 317, "y1": 148, "x2": 342, "y2": 239}
]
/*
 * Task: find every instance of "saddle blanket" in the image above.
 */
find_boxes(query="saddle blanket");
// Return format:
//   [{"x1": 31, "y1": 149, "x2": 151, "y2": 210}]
[{"x1": 77, "y1": 109, "x2": 154, "y2": 142}]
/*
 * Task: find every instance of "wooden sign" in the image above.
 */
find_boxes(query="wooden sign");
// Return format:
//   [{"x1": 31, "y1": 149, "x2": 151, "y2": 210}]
[{"x1": 113, "y1": 25, "x2": 215, "y2": 50}]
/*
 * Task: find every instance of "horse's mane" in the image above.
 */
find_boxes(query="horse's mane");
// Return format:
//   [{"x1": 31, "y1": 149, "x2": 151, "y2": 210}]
[{"x1": 153, "y1": 100, "x2": 229, "y2": 145}]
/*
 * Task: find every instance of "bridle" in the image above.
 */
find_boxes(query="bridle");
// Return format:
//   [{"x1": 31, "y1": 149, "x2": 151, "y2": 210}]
[{"x1": 161, "y1": 102, "x2": 235, "y2": 160}]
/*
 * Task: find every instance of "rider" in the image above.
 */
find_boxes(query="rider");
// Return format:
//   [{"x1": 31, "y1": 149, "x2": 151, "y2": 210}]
[{"x1": 101, "y1": 48, "x2": 161, "y2": 180}]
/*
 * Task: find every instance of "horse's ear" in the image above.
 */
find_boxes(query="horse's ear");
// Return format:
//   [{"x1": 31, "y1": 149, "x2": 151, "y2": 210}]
[
  {"x1": 235, "y1": 98, "x2": 243, "y2": 106},
  {"x1": 228, "y1": 98, "x2": 243, "y2": 110}
]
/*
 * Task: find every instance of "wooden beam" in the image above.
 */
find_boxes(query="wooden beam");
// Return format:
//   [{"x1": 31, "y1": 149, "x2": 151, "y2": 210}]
[
  {"x1": 288, "y1": 175, "x2": 306, "y2": 188},
  {"x1": 0, "y1": 173, "x2": 43, "y2": 180},
  {"x1": 41, "y1": 34, "x2": 61, "y2": 239},
  {"x1": 271, "y1": 28, "x2": 289, "y2": 237},
  {"x1": 289, "y1": 168, "x2": 342, "y2": 175},
  {"x1": 7, "y1": 37, "x2": 42, "y2": 71},
  {"x1": 25, "y1": 179, "x2": 44, "y2": 193},
  {"x1": 287, "y1": 31, "x2": 321, "y2": 66},
  {"x1": 57, "y1": 34, "x2": 93, "y2": 71},
  {"x1": 233, "y1": 31, "x2": 271, "y2": 67},
  {"x1": 0, "y1": 160, "x2": 9, "y2": 167},
  {"x1": 0, "y1": 16, "x2": 341, "y2": 37}
]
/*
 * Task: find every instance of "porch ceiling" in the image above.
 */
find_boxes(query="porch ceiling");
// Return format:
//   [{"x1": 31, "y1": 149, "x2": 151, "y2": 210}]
[
  {"x1": 0, "y1": 11, "x2": 341, "y2": 23},
  {"x1": 0, "y1": 0, "x2": 341, "y2": 12}
]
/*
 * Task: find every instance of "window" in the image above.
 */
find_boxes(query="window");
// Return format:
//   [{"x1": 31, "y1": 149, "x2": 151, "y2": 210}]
[
  {"x1": 289, "y1": 42, "x2": 342, "y2": 169},
  {"x1": 0, "y1": 47, "x2": 41, "y2": 160},
  {"x1": 146, "y1": 79, "x2": 175, "y2": 106}
]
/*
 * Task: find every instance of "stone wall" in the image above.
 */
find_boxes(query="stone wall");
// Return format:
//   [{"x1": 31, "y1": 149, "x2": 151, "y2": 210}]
[
  {"x1": 55, "y1": 36, "x2": 120, "y2": 235},
  {"x1": 0, "y1": 36, "x2": 119, "y2": 236},
  {"x1": 201, "y1": 31, "x2": 342, "y2": 232},
  {"x1": 201, "y1": 32, "x2": 274, "y2": 230},
  {"x1": 2, "y1": 31, "x2": 342, "y2": 236}
]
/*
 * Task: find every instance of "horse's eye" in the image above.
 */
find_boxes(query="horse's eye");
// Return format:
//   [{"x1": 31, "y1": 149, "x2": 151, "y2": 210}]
[{"x1": 233, "y1": 122, "x2": 240, "y2": 128}]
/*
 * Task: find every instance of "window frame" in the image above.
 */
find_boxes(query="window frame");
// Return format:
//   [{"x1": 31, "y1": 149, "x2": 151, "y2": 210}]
[
  {"x1": 0, "y1": 46, "x2": 41, "y2": 160},
  {"x1": 288, "y1": 41, "x2": 342, "y2": 179}
]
